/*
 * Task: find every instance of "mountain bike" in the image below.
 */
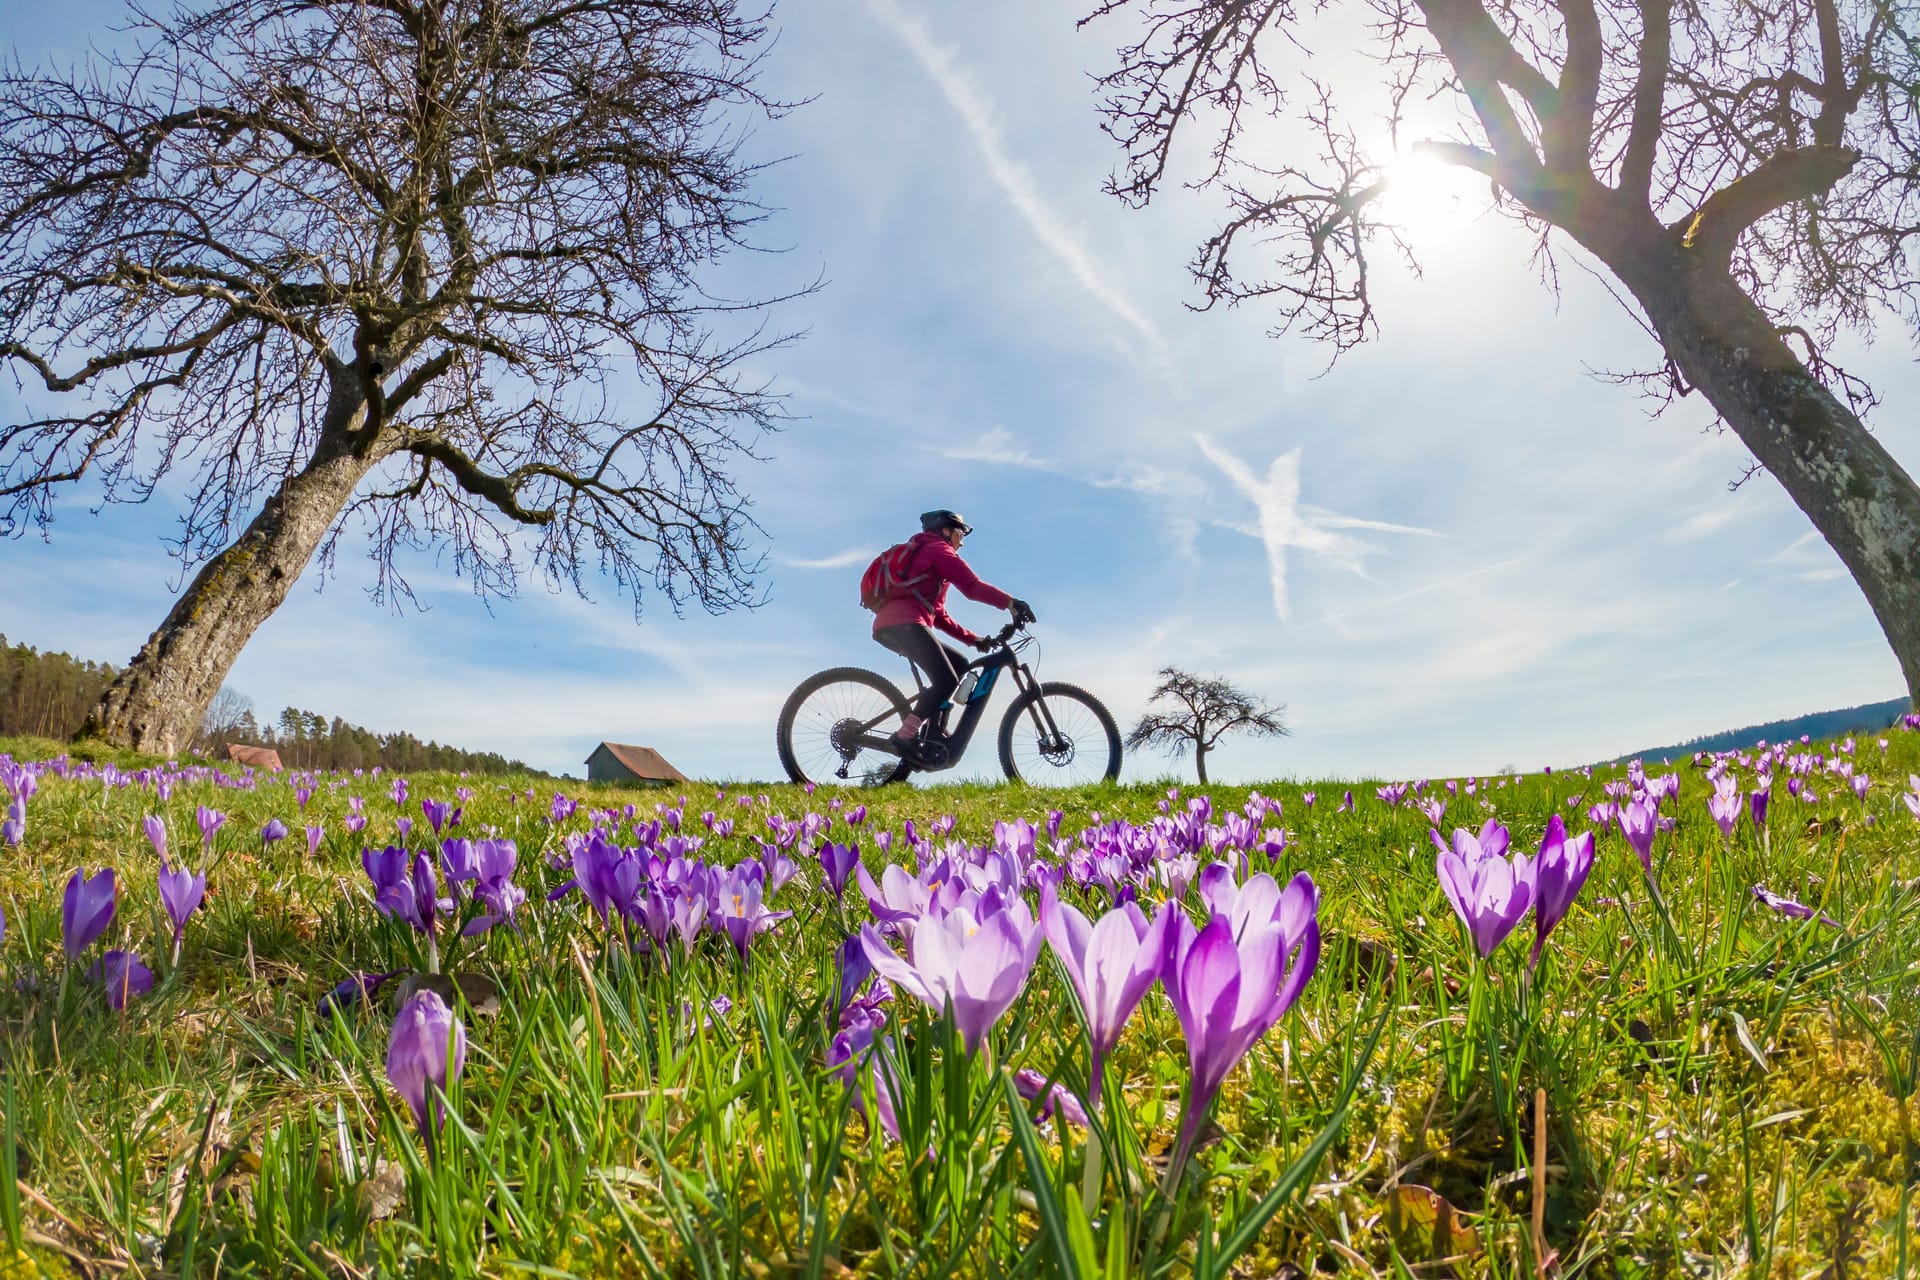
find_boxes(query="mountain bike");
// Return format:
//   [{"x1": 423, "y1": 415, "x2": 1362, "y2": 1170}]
[{"x1": 775, "y1": 620, "x2": 1122, "y2": 787}]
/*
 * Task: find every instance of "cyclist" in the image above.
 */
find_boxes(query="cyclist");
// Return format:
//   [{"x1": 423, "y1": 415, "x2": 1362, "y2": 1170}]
[{"x1": 872, "y1": 509, "x2": 1034, "y2": 747}]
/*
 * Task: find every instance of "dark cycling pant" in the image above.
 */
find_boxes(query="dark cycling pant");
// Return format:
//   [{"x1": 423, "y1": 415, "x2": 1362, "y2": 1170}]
[{"x1": 874, "y1": 625, "x2": 969, "y2": 722}]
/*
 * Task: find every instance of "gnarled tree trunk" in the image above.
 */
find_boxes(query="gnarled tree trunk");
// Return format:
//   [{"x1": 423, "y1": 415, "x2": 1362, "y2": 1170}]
[
  {"x1": 83, "y1": 391, "x2": 380, "y2": 754},
  {"x1": 1611, "y1": 242, "x2": 1920, "y2": 704}
]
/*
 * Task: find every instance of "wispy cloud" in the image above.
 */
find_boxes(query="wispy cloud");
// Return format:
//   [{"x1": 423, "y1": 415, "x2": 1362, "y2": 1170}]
[
  {"x1": 1664, "y1": 501, "x2": 1749, "y2": 543},
  {"x1": 778, "y1": 547, "x2": 880, "y2": 571},
  {"x1": 937, "y1": 427, "x2": 1051, "y2": 469},
  {"x1": 1760, "y1": 530, "x2": 1850, "y2": 582},
  {"x1": 864, "y1": 0, "x2": 1166, "y2": 357},
  {"x1": 1195, "y1": 434, "x2": 1439, "y2": 621},
  {"x1": 1297, "y1": 556, "x2": 1524, "y2": 631}
]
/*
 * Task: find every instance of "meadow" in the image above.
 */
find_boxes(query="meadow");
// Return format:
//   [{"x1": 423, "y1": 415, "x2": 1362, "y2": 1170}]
[{"x1": 0, "y1": 725, "x2": 1915, "y2": 1279}]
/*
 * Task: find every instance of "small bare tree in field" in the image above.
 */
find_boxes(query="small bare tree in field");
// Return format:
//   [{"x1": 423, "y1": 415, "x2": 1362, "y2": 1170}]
[
  {"x1": 194, "y1": 686, "x2": 256, "y2": 757},
  {"x1": 1, "y1": 0, "x2": 802, "y2": 754},
  {"x1": 1126, "y1": 667, "x2": 1290, "y2": 784},
  {"x1": 1085, "y1": 0, "x2": 1920, "y2": 706}
]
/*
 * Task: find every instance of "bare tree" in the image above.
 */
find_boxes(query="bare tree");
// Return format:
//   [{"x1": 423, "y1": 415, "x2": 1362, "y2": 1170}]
[
  {"x1": 1125, "y1": 667, "x2": 1289, "y2": 784},
  {"x1": 1, "y1": 0, "x2": 803, "y2": 754},
  {"x1": 1084, "y1": 0, "x2": 1920, "y2": 704},
  {"x1": 194, "y1": 685, "x2": 255, "y2": 757}
]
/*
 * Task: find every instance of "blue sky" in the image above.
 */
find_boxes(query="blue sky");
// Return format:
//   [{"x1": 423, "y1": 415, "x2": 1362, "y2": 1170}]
[{"x1": 4, "y1": 1, "x2": 1915, "y2": 781}]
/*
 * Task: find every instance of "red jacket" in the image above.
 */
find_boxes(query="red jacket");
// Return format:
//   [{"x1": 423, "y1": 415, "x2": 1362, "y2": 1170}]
[{"x1": 871, "y1": 532, "x2": 1013, "y2": 644}]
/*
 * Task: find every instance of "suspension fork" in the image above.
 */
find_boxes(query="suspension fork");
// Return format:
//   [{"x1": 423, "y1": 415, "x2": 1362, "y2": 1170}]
[{"x1": 1011, "y1": 661, "x2": 1065, "y2": 743}]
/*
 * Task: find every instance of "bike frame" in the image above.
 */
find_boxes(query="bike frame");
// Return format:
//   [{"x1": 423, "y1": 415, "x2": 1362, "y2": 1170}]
[{"x1": 851, "y1": 625, "x2": 1064, "y2": 773}]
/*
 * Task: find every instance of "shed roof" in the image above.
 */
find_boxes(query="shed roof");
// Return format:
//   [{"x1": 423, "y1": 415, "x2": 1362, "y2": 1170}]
[
  {"x1": 588, "y1": 742, "x2": 689, "y2": 783},
  {"x1": 227, "y1": 743, "x2": 284, "y2": 772}
]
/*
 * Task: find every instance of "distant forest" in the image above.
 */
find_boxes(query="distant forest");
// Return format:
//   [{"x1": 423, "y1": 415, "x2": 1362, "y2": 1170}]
[
  {"x1": 0, "y1": 635, "x2": 540, "y2": 775},
  {"x1": 1623, "y1": 696, "x2": 1912, "y2": 764}
]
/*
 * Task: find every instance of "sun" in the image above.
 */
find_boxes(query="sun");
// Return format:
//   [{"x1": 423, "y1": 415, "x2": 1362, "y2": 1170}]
[{"x1": 1375, "y1": 147, "x2": 1486, "y2": 242}]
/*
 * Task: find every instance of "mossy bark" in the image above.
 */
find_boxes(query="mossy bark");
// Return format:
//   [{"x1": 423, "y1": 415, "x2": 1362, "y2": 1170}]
[
  {"x1": 83, "y1": 381, "x2": 382, "y2": 754},
  {"x1": 1613, "y1": 243, "x2": 1920, "y2": 706}
]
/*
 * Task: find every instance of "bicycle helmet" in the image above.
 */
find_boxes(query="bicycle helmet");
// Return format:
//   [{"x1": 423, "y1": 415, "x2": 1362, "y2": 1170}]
[{"x1": 920, "y1": 509, "x2": 973, "y2": 535}]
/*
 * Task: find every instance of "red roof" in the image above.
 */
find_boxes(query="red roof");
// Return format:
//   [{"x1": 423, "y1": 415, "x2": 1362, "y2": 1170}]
[
  {"x1": 227, "y1": 743, "x2": 284, "y2": 772},
  {"x1": 588, "y1": 742, "x2": 689, "y2": 783}
]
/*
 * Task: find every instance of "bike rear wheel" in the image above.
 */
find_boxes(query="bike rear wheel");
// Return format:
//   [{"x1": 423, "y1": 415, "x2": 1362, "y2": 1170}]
[
  {"x1": 777, "y1": 666, "x2": 915, "y2": 787},
  {"x1": 997, "y1": 681, "x2": 1122, "y2": 786}
]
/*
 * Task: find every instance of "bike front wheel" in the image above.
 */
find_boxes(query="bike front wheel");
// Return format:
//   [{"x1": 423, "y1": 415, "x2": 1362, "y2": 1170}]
[
  {"x1": 777, "y1": 666, "x2": 915, "y2": 787},
  {"x1": 997, "y1": 681, "x2": 1122, "y2": 786}
]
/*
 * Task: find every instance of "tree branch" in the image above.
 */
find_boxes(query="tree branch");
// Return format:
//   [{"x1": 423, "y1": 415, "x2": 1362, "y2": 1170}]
[
  {"x1": 1619, "y1": 0, "x2": 1672, "y2": 198},
  {"x1": 1682, "y1": 144, "x2": 1861, "y2": 264},
  {"x1": 1544, "y1": 0, "x2": 1603, "y2": 174},
  {"x1": 393, "y1": 433, "x2": 554, "y2": 525}
]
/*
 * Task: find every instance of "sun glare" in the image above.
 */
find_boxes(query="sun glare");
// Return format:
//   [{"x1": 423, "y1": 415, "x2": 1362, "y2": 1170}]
[{"x1": 1377, "y1": 148, "x2": 1484, "y2": 243}]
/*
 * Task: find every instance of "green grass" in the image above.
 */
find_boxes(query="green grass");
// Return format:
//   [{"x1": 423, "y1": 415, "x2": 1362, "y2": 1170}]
[{"x1": 0, "y1": 733, "x2": 1916, "y2": 1277}]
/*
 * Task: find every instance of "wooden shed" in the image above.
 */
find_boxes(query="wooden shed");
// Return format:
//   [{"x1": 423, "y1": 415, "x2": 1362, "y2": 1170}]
[
  {"x1": 584, "y1": 742, "x2": 689, "y2": 785},
  {"x1": 227, "y1": 743, "x2": 284, "y2": 772}
]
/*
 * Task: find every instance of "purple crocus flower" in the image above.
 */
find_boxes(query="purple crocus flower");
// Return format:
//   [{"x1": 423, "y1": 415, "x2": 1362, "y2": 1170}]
[
  {"x1": 1427, "y1": 818, "x2": 1511, "y2": 865},
  {"x1": 363, "y1": 844, "x2": 409, "y2": 896},
  {"x1": 1529, "y1": 815, "x2": 1594, "y2": 968},
  {"x1": 668, "y1": 891, "x2": 709, "y2": 956},
  {"x1": 1617, "y1": 799, "x2": 1658, "y2": 877},
  {"x1": 306, "y1": 825, "x2": 324, "y2": 857},
  {"x1": 386, "y1": 990, "x2": 466, "y2": 1137},
  {"x1": 88, "y1": 949, "x2": 154, "y2": 1009},
  {"x1": 713, "y1": 867, "x2": 792, "y2": 959},
  {"x1": 1749, "y1": 785, "x2": 1771, "y2": 830},
  {"x1": 1163, "y1": 900, "x2": 1319, "y2": 1174},
  {"x1": 1436, "y1": 837, "x2": 1534, "y2": 959},
  {"x1": 439, "y1": 838, "x2": 478, "y2": 889},
  {"x1": 422, "y1": 802, "x2": 455, "y2": 840},
  {"x1": 819, "y1": 842, "x2": 860, "y2": 900},
  {"x1": 1013, "y1": 1068, "x2": 1090, "y2": 1129},
  {"x1": 196, "y1": 805, "x2": 226, "y2": 850},
  {"x1": 403, "y1": 853, "x2": 441, "y2": 935},
  {"x1": 827, "y1": 1010, "x2": 904, "y2": 1143},
  {"x1": 62, "y1": 868, "x2": 117, "y2": 961},
  {"x1": 157, "y1": 861, "x2": 207, "y2": 961},
  {"x1": 571, "y1": 834, "x2": 640, "y2": 926},
  {"x1": 142, "y1": 815, "x2": 168, "y2": 861},
  {"x1": 365, "y1": 847, "x2": 442, "y2": 936},
  {"x1": 1751, "y1": 885, "x2": 1839, "y2": 928},
  {"x1": 834, "y1": 932, "x2": 874, "y2": 1017},
  {"x1": 629, "y1": 885, "x2": 672, "y2": 950},
  {"x1": 855, "y1": 863, "x2": 937, "y2": 929},
  {"x1": 466, "y1": 839, "x2": 524, "y2": 934},
  {"x1": 390, "y1": 778, "x2": 409, "y2": 807},
  {"x1": 1707, "y1": 780, "x2": 1741, "y2": 839},
  {"x1": 261, "y1": 818, "x2": 290, "y2": 847},
  {"x1": 859, "y1": 898, "x2": 1042, "y2": 1054},
  {"x1": 318, "y1": 969, "x2": 404, "y2": 1017},
  {"x1": 1, "y1": 799, "x2": 22, "y2": 847},
  {"x1": 1037, "y1": 888, "x2": 1176, "y2": 1105}
]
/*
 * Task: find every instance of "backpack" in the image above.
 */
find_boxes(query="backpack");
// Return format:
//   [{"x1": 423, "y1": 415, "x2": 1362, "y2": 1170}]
[{"x1": 860, "y1": 541, "x2": 935, "y2": 613}]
